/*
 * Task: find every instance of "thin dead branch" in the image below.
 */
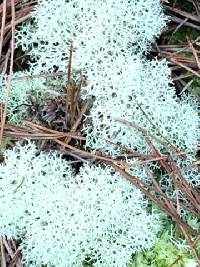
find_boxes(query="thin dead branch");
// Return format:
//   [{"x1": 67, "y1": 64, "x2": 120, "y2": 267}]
[
  {"x1": 0, "y1": 236, "x2": 6, "y2": 267},
  {"x1": 0, "y1": 0, "x2": 7, "y2": 61},
  {"x1": 64, "y1": 99, "x2": 91, "y2": 145},
  {"x1": 168, "y1": 56, "x2": 200, "y2": 77},
  {"x1": 187, "y1": 37, "x2": 200, "y2": 69},
  {"x1": 0, "y1": 0, "x2": 15, "y2": 147},
  {"x1": 66, "y1": 42, "x2": 73, "y2": 127}
]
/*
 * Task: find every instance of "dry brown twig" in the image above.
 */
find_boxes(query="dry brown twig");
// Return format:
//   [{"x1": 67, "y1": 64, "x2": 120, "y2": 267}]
[
  {"x1": 64, "y1": 99, "x2": 91, "y2": 145},
  {"x1": 21, "y1": 120, "x2": 86, "y2": 141},
  {"x1": 0, "y1": 0, "x2": 15, "y2": 147},
  {"x1": 168, "y1": 56, "x2": 200, "y2": 77},
  {"x1": 2, "y1": 238, "x2": 22, "y2": 267},
  {"x1": 66, "y1": 42, "x2": 73, "y2": 127},
  {"x1": 0, "y1": 236, "x2": 6, "y2": 267},
  {"x1": 187, "y1": 37, "x2": 200, "y2": 69},
  {"x1": 0, "y1": 0, "x2": 7, "y2": 61}
]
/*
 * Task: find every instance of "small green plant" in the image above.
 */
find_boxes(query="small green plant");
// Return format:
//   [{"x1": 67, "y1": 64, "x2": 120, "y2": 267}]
[{"x1": 129, "y1": 231, "x2": 197, "y2": 267}]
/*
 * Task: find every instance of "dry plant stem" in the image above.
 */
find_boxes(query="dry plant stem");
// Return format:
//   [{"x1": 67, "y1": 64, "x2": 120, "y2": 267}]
[
  {"x1": 0, "y1": 0, "x2": 20, "y2": 13},
  {"x1": 4, "y1": 131, "x2": 84, "y2": 140},
  {"x1": 172, "y1": 165, "x2": 200, "y2": 209},
  {"x1": 65, "y1": 149, "x2": 88, "y2": 163},
  {"x1": 3, "y1": 238, "x2": 21, "y2": 267},
  {"x1": 169, "y1": 57, "x2": 200, "y2": 77},
  {"x1": 4, "y1": 13, "x2": 32, "y2": 32},
  {"x1": 2, "y1": 48, "x2": 11, "y2": 74},
  {"x1": 54, "y1": 140, "x2": 125, "y2": 165},
  {"x1": 170, "y1": 55, "x2": 198, "y2": 64},
  {"x1": 144, "y1": 167, "x2": 184, "y2": 217},
  {"x1": 0, "y1": 104, "x2": 3, "y2": 123},
  {"x1": 172, "y1": 18, "x2": 188, "y2": 36},
  {"x1": 20, "y1": 121, "x2": 118, "y2": 163},
  {"x1": 0, "y1": 0, "x2": 15, "y2": 147},
  {"x1": 23, "y1": 118, "x2": 198, "y2": 171},
  {"x1": 8, "y1": 249, "x2": 22, "y2": 267},
  {"x1": 22, "y1": 120, "x2": 85, "y2": 140},
  {"x1": 116, "y1": 118, "x2": 184, "y2": 154},
  {"x1": 134, "y1": 99, "x2": 187, "y2": 153},
  {"x1": 66, "y1": 42, "x2": 73, "y2": 127},
  {"x1": 120, "y1": 151, "x2": 190, "y2": 168},
  {"x1": 145, "y1": 168, "x2": 199, "y2": 219},
  {"x1": 116, "y1": 118, "x2": 168, "y2": 146},
  {"x1": 0, "y1": 236, "x2": 6, "y2": 267},
  {"x1": 64, "y1": 99, "x2": 91, "y2": 144},
  {"x1": 109, "y1": 162, "x2": 196, "y2": 235},
  {"x1": 143, "y1": 139, "x2": 190, "y2": 222},
  {"x1": 193, "y1": 235, "x2": 200, "y2": 247},
  {"x1": 178, "y1": 79, "x2": 193, "y2": 95},
  {"x1": 193, "y1": 0, "x2": 200, "y2": 19},
  {"x1": 75, "y1": 72, "x2": 82, "y2": 106},
  {"x1": 10, "y1": 241, "x2": 16, "y2": 251},
  {"x1": 160, "y1": 153, "x2": 200, "y2": 210},
  {"x1": 187, "y1": 38, "x2": 200, "y2": 69},
  {"x1": 164, "y1": 5, "x2": 200, "y2": 22},
  {"x1": 106, "y1": 138, "x2": 195, "y2": 162},
  {"x1": 71, "y1": 73, "x2": 83, "y2": 125},
  {"x1": 170, "y1": 16, "x2": 200, "y2": 31},
  {"x1": 148, "y1": 139, "x2": 200, "y2": 213},
  {"x1": 0, "y1": 0, "x2": 7, "y2": 61},
  {"x1": 3, "y1": 237, "x2": 14, "y2": 258},
  {"x1": 159, "y1": 36, "x2": 200, "y2": 57}
]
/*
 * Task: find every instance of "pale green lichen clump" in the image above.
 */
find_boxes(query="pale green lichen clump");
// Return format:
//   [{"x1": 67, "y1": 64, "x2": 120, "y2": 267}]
[
  {"x1": 15, "y1": 0, "x2": 167, "y2": 73},
  {"x1": 0, "y1": 143, "x2": 159, "y2": 267},
  {"x1": 0, "y1": 72, "x2": 47, "y2": 124},
  {"x1": 83, "y1": 57, "x2": 199, "y2": 154}
]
